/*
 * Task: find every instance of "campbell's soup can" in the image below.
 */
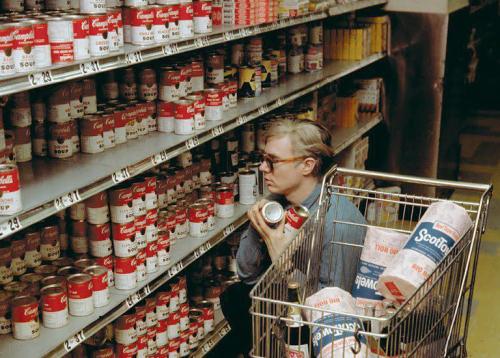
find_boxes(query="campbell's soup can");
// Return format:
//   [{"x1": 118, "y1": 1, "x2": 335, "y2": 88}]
[
  {"x1": 12, "y1": 22, "x2": 35, "y2": 73},
  {"x1": 188, "y1": 202, "x2": 208, "y2": 237},
  {"x1": 174, "y1": 99, "x2": 194, "y2": 135},
  {"x1": 153, "y1": 5, "x2": 169, "y2": 43},
  {"x1": 168, "y1": 337, "x2": 180, "y2": 357},
  {"x1": 109, "y1": 7, "x2": 124, "y2": 50},
  {"x1": 67, "y1": 273, "x2": 94, "y2": 316},
  {"x1": 215, "y1": 185, "x2": 234, "y2": 218},
  {"x1": 159, "y1": 67, "x2": 180, "y2": 102},
  {"x1": 110, "y1": 186, "x2": 134, "y2": 224},
  {"x1": 147, "y1": 326, "x2": 157, "y2": 355},
  {"x1": 157, "y1": 101, "x2": 174, "y2": 133},
  {"x1": 196, "y1": 198, "x2": 214, "y2": 231},
  {"x1": 88, "y1": 14, "x2": 109, "y2": 56},
  {"x1": 10, "y1": 236, "x2": 26, "y2": 277},
  {"x1": 114, "y1": 256, "x2": 137, "y2": 290},
  {"x1": 136, "y1": 333, "x2": 148, "y2": 358},
  {"x1": 102, "y1": 111, "x2": 116, "y2": 149},
  {"x1": 204, "y1": 88, "x2": 223, "y2": 121},
  {"x1": 135, "y1": 249, "x2": 146, "y2": 281},
  {"x1": 0, "y1": 164, "x2": 21, "y2": 215},
  {"x1": 40, "y1": 224, "x2": 60, "y2": 261},
  {"x1": 48, "y1": 122, "x2": 73, "y2": 159},
  {"x1": 178, "y1": 1, "x2": 193, "y2": 38},
  {"x1": 186, "y1": 93, "x2": 205, "y2": 130},
  {"x1": 145, "y1": 297, "x2": 157, "y2": 328},
  {"x1": 190, "y1": 59, "x2": 204, "y2": 92},
  {"x1": 83, "y1": 265, "x2": 109, "y2": 308},
  {"x1": 11, "y1": 295, "x2": 40, "y2": 340},
  {"x1": 196, "y1": 300, "x2": 213, "y2": 333},
  {"x1": 112, "y1": 221, "x2": 137, "y2": 257},
  {"x1": 145, "y1": 209, "x2": 158, "y2": 241},
  {"x1": 65, "y1": 15, "x2": 90, "y2": 61},
  {"x1": 193, "y1": 0, "x2": 212, "y2": 33},
  {"x1": 27, "y1": 19, "x2": 51, "y2": 68},
  {"x1": 145, "y1": 240, "x2": 158, "y2": 273},
  {"x1": 134, "y1": 215, "x2": 147, "y2": 250},
  {"x1": 167, "y1": 310, "x2": 180, "y2": 340},
  {"x1": 139, "y1": 68, "x2": 158, "y2": 102},
  {"x1": 135, "y1": 302, "x2": 147, "y2": 335},
  {"x1": 168, "y1": 3, "x2": 180, "y2": 40},
  {"x1": 0, "y1": 24, "x2": 15, "y2": 76},
  {"x1": 206, "y1": 53, "x2": 223, "y2": 85},
  {"x1": 86, "y1": 191, "x2": 109, "y2": 225},
  {"x1": 41, "y1": 284, "x2": 68, "y2": 328},
  {"x1": 115, "y1": 312, "x2": 137, "y2": 345},
  {"x1": 113, "y1": 105, "x2": 128, "y2": 144},
  {"x1": 80, "y1": 115, "x2": 105, "y2": 154},
  {"x1": 284, "y1": 205, "x2": 309, "y2": 240},
  {"x1": 80, "y1": 0, "x2": 106, "y2": 14},
  {"x1": 157, "y1": 230, "x2": 170, "y2": 266},
  {"x1": 47, "y1": 17, "x2": 74, "y2": 64},
  {"x1": 116, "y1": 342, "x2": 138, "y2": 358},
  {"x1": 24, "y1": 230, "x2": 42, "y2": 268},
  {"x1": 156, "y1": 318, "x2": 168, "y2": 347},
  {"x1": 128, "y1": 6, "x2": 155, "y2": 45},
  {"x1": 131, "y1": 180, "x2": 147, "y2": 217},
  {"x1": 88, "y1": 223, "x2": 112, "y2": 257},
  {"x1": 156, "y1": 291, "x2": 170, "y2": 321}
]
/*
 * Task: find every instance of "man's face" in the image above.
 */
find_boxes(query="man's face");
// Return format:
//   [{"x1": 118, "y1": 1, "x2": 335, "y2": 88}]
[{"x1": 259, "y1": 135, "x2": 304, "y2": 195}]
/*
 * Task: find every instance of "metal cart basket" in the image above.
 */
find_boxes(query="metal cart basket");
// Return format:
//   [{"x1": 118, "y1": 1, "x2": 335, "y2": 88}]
[{"x1": 250, "y1": 166, "x2": 492, "y2": 357}]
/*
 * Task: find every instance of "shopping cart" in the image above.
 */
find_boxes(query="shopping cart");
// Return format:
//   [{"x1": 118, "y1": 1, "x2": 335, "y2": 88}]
[{"x1": 250, "y1": 166, "x2": 492, "y2": 357}]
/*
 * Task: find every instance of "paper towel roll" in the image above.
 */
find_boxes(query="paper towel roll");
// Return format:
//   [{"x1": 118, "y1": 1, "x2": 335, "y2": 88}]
[
  {"x1": 378, "y1": 201, "x2": 473, "y2": 301},
  {"x1": 351, "y1": 227, "x2": 408, "y2": 315}
]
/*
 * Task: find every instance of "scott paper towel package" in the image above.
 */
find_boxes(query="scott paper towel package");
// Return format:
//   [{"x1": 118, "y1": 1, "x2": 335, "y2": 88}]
[
  {"x1": 305, "y1": 287, "x2": 367, "y2": 357},
  {"x1": 351, "y1": 227, "x2": 408, "y2": 315},
  {"x1": 378, "y1": 201, "x2": 473, "y2": 301}
]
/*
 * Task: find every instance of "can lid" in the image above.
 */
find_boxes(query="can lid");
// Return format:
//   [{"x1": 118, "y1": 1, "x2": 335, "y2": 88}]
[
  {"x1": 262, "y1": 201, "x2": 284, "y2": 224},
  {"x1": 19, "y1": 273, "x2": 44, "y2": 284},
  {"x1": 67, "y1": 272, "x2": 92, "y2": 284},
  {"x1": 11, "y1": 295, "x2": 37, "y2": 307},
  {"x1": 83, "y1": 265, "x2": 108, "y2": 276},
  {"x1": 40, "y1": 284, "x2": 64, "y2": 296}
]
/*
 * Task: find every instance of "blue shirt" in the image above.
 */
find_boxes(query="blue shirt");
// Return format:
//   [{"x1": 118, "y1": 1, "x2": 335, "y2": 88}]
[{"x1": 236, "y1": 184, "x2": 367, "y2": 291}]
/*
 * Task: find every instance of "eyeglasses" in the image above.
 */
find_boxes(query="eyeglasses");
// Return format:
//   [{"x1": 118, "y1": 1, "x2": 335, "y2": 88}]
[{"x1": 261, "y1": 153, "x2": 305, "y2": 171}]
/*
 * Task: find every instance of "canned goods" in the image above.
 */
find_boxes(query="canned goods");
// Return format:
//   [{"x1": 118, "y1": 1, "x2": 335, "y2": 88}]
[
  {"x1": 114, "y1": 106, "x2": 127, "y2": 144},
  {"x1": 159, "y1": 67, "x2": 180, "y2": 102},
  {"x1": 41, "y1": 284, "x2": 68, "y2": 328},
  {"x1": 206, "y1": 53, "x2": 224, "y2": 85},
  {"x1": 147, "y1": 326, "x2": 157, "y2": 355},
  {"x1": 0, "y1": 164, "x2": 20, "y2": 215},
  {"x1": 80, "y1": 115, "x2": 105, "y2": 154},
  {"x1": 186, "y1": 94, "x2": 205, "y2": 129},
  {"x1": 84, "y1": 265, "x2": 109, "y2": 308},
  {"x1": 94, "y1": 255, "x2": 114, "y2": 287},
  {"x1": 157, "y1": 101, "x2": 174, "y2": 133},
  {"x1": 108, "y1": 7, "x2": 123, "y2": 51},
  {"x1": 0, "y1": 244, "x2": 14, "y2": 284},
  {"x1": 67, "y1": 273, "x2": 94, "y2": 316},
  {"x1": 156, "y1": 291, "x2": 170, "y2": 321},
  {"x1": 0, "y1": 290, "x2": 12, "y2": 335},
  {"x1": 83, "y1": 78, "x2": 98, "y2": 114},
  {"x1": 115, "y1": 313, "x2": 137, "y2": 345},
  {"x1": 134, "y1": 215, "x2": 146, "y2": 250},
  {"x1": 120, "y1": 68, "x2": 137, "y2": 100},
  {"x1": 12, "y1": 22, "x2": 35, "y2": 73},
  {"x1": 239, "y1": 169, "x2": 256, "y2": 204},
  {"x1": 66, "y1": 15, "x2": 89, "y2": 61},
  {"x1": 11, "y1": 295, "x2": 40, "y2": 340},
  {"x1": 114, "y1": 256, "x2": 137, "y2": 290},
  {"x1": 305, "y1": 44, "x2": 323, "y2": 71},
  {"x1": 188, "y1": 202, "x2": 208, "y2": 237},
  {"x1": 135, "y1": 249, "x2": 146, "y2": 281},
  {"x1": 74, "y1": 258, "x2": 96, "y2": 271},
  {"x1": 167, "y1": 310, "x2": 180, "y2": 340},
  {"x1": 204, "y1": 88, "x2": 222, "y2": 121},
  {"x1": 80, "y1": 0, "x2": 106, "y2": 14},
  {"x1": 238, "y1": 65, "x2": 256, "y2": 98},
  {"x1": 178, "y1": 1, "x2": 194, "y2": 38},
  {"x1": 136, "y1": 334, "x2": 148, "y2": 358},
  {"x1": 196, "y1": 300, "x2": 214, "y2": 334},
  {"x1": 112, "y1": 221, "x2": 137, "y2": 257},
  {"x1": 28, "y1": 19, "x2": 51, "y2": 69},
  {"x1": 135, "y1": 302, "x2": 147, "y2": 335},
  {"x1": 10, "y1": 236, "x2": 26, "y2": 276},
  {"x1": 46, "y1": 0, "x2": 70, "y2": 10},
  {"x1": 127, "y1": 6, "x2": 155, "y2": 45},
  {"x1": 102, "y1": 112, "x2": 116, "y2": 149},
  {"x1": 47, "y1": 17, "x2": 74, "y2": 64},
  {"x1": 88, "y1": 14, "x2": 109, "y2": 56},
  {"x1": 0, "y1": 24, "x2": 15, "y2": 76},
  {"x1": 24, "y1": 230, "x2": 42, "y2": 268},
  {"x1": 131, "y1": 180, "x2": 147, "y2": 217},
  {"x1": 288, "y1": 46, "x2": 304, "y2": 74},
  {"x1": 48, "y1": 122, "x2": 73, "y2": 159},
  {"x1": 153, "y1": 5, "x2": 169, "y2": 43},
  {"x1": 156, "y1": 318, "x2": 168, "y2": 347},
  {"x1": 174, "y1": 99, "x2": 195, "y2": 135},
  {"x1": 168, "y1": 337, "x2": 180, "y2": 356},
  {"x1": 139, "y1": 68, "x2": 158, "y2": 102},
  {"x1": 193, "y1": 0, "x2": 212, "y2": 33},
  {"x1": 145, "y1": 210, "x2": 158, "y2": 243},
  {"x1": 215, "y1": 186, "x2": 234, "y2": 218},
  {"x1": 284, "y1": 205, "x2": 309, "y2": 240},
  {"x1": 145, "y1": 240, "x2": 158, "y2": 273},
  {"x1": 116, "y1": 342, "x2": 138, "y2": 358},
  {"x1": 261, "y1": 201, "x2": 284, "y2": 225},
  {"x1": 110, "y1": 187, "x2": 134, "y2": 224}
]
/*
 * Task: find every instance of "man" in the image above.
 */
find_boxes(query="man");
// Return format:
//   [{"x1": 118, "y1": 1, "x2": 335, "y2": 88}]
[{"x1": 217, "y1": 118, "x2": 367, "y2": 357}]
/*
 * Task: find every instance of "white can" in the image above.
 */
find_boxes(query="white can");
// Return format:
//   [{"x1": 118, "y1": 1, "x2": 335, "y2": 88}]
[
  {"x1": 178, "y1": 1, "x2": 194, "y2": 38},
  {"x1": 29, "y1": 19, "x2": 52, "y2": 69},
  {"x1": 112, "y1": 222, "x2": 138, "y2": 257},
  {"x1": 110, "y1": 187, "x2": 135, "y2": 224},
  {"x1": 0, "y1": 24, "x2": 15, "y2": 76},
  {"x1": 188, "y1": 203, "x2": 208, "y2": 238},
  {"x1": 41, "y1": 285, "x2": 69, "y2": 329},
  {"x1": 193, "y1": 0, "x2": 212, "y2": 34},
  {"x1": 12, "y1": 22, "x2": 36, "y2": 73},
  {"x1": 153, "y1": 5, "x2": 170, "y2": 43},
  {"x1": 157, "y1": 101, "x2": 175, "y2": 133},
  {"x1": 174, "y1": 99, "x2": 195, "y2": 135},
  {"x1": 84, "y1": 265, "x2": 110, "y2": 308},
  {"x1": 215, "y1": 186, "x2": 234, "y2": 218},
  {"x1": 204, "y1": 88, "x2": 223, "y2": 121},
  {"x1": 65, "y1": 15, "x2": 90, "y2": 61},
  {"x1": 79, "y1": 0, "x2": 106, "y2": 14},
  {"x1": 128, "y1": 6, "x2": 155, "y2": 45},
  {"x1": 0, "y1": 164, "x2": 22, "y2": 216},
  {"x1": 47, "y1": 17, "x2": 74, "y2": 64},
  {"x1": 114, "y1": 256, "x2": 137, "y2": 290},
  {"x1": 239, "y1": 170, "x2": 257, "y2": 205},
  {"x1": 136, "y1": 260, "x2": 147, "y2": 281},
  {"x1": 168, "y1": 4, "x2": 180, "y2": 40},
  {"x1": 11, "y1": 296, "x2": 40, "y2": 340},
  {"x1": 88, "y1": 14, "x2": 109, "y2": 56},
  {"x1": 67, "y1": 273, "x2": 94, "y2": 317}
]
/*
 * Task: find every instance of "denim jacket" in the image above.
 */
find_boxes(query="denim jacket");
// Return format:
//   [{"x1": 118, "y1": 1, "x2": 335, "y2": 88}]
[{"x1": 236, "y1": 184, "x2": 367, "y2": 291}]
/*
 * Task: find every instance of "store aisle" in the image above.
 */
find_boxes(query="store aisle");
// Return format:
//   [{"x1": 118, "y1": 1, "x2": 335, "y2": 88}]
[{"x1": 453, "y1": 111, "x2": 500, "y2": 357}]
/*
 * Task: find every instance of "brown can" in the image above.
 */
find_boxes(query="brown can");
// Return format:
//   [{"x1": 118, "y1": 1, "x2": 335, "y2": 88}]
[{"x1": 10, "y1": 236, "x2": 26, "y2": 277}]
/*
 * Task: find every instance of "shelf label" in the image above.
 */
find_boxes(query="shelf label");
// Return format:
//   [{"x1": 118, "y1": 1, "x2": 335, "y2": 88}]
[
  {"x1": 28, "y1": 70, "x2": 53, "y2": 87},
  {"x1": 143, "y1": 284, "x2": 151, "y2": 296},
  {"x1": 194, "y1": 36, "x2": 210, "y2": 48},
  {"x1": 79, "y1": 60, "x2": 101, "y2": 75},
  {"x1": 223, "y1": 224, "x2": 235, "y2": 237},
  {"x1": 125, "y1": 51, "x2": 143, "y2": 64},
  {"x1": 210, "y1": 125, "x2": 225, "y2": 138},
  {"x1": 163, "y1": 43, "x2": 179, "y2": 56},
  {"x1": 223, "y1": 32, "x2": 235, "y2": 41},
  {"x1": 275, "y1": 97, "x2": 285, "y2": 106},
  {"x1": 54, "y1": 190, "x2": 82, "y2": 211},
  {"x1": 0, "y1": 217, "x2": 22, "y2": 238},
  {"x1": 168, "y1": 261, "x2": 184, "y2": 278},
  {"x1": 111, "y1": 167, "x2": 131, "y2": 184},
  {"x1": 257, "y1": 105, "x2": 269, "y2": 115},
  {"x1": 202, "y1": 339, "x2": 216, "y2": 354},
  {"x1": 218, "y1": 324, "x2": 231, "y2": 337},
  {"x1": 125, "y1": 292, "x2": 141, "y2": 308},
  {"x1": 185, "y1": 136, "x2": 200, "y2": 150},
  {"x1": 151, "y1": 150, "x2": 169, "y2": 166},
  {"x1": 193, "y1": 243, "x2": 211, "y2": 259},
  {"x1": 64, "y1": 330, "x2": 86, "y2": 352},
  {"x1": 236, "y1": 115, "x2": 249, "y2": 125}
]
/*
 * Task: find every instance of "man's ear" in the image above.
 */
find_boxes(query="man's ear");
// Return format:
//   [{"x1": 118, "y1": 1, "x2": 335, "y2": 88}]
[{"x1": 301, "y1": 157, "x2": 317, "y2": 176}]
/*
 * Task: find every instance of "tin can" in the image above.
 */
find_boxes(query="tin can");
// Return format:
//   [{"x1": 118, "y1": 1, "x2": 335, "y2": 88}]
[
  {"x1": 147, "y1": 326, "x2": 157, "y2": 355},
  {"x1": 136, "y1": 334, "x2": 147, "y2": 358},
  {"x1": 94, "y1": 255, "x2": 113, "y2": 287},
  {"x1": 48, "y1": 84, "x2": 72, "y2": 123},
  {"x1": 108, "y1": 7, "x2": 123, "y2": 50},
  {"x1": 115, "y1": 312, "x2": 137, "y2": 345},
  {"x1": 135, "y1": 249, "x2": 147, "y2": 281},
  {"x1": 261, "y1": 201, "x2": 284, "y2": 225},
  {"x1": 0, "y1": 243, "x2": 13, "y2": 284},
  {"x1": 145, "y1": 240, "x2": 158, "y2": 273},
  {"x1": 178, "y1": 1, "x2": 193, "y2": 38},
  {"x1": 0, "y1": 290, "x2": 12, "y2": 334},
  {"x1": 47, "y1": 17, "x2": 74, "y2": 64},
  {"x1": 80, "y1": 115, "x2": 104, "y2": 154},
  {"x1": 175, "y1": 204, "x2": 188, "y2": 239},
  {"x1": 131, "y1": 180, "x2": 147, "y2": 217},
  {"x1": 110, "y1": 187, "x2": 135, "y2": 224},
  {"x1": 196, "y1": 300, "x2": 213, "y2": 334},
  {"x1": 11, "y1": 295, "x2": 39, "y2": 340},
  {"x1": 40, "y1": 274, "x2": 66, "y2": 289},
  {"x1": 114, "y1": 256, "x2": 137, "y2": 290},
  {"x1": 83, "y1": 265, "x2": 109, "y2": 308},
  {"x1": 238, "y1": 65, "x2": 256, "y2": 98},
  {"x1": 88, "y1": 14, "x2": 109, "y2": 56},
  {"x1": 168, "y1": 337, "x2": 180, "y2": 357},
  {"x1": 167, "y1": 310, "x2": 180, "y2": 340},
  {"x1": 157, "y1": 101, "x2": 174, "y2": 133},
  {"x1": 135, "y1": 302, "x2": 147, "y2": 335},
  {"x1": 26, "y1": 19, "x2": 51, "y2": 69},
  {"x1": 156, "y1": 291, "x2": 170, "y2": 321},
  {"x1": 0, "y1": 24, "x2": 15, "y2": 76},
  {"x1": 145, "y1": 297, "x2": 158, "y2": 328},
  {"x1": 284, "y1": 205, "x2": 309, "y2": 240},
  {"x1": 168, "y1": 3, "x2": 180, "y2": 40},
  {"x1": 83, "y1": 78, "x2": 97, "y2": 114},
  {"x1": 120, "y1": 68, "x2": 137, "y2": 100},
  {"x1": 186, "y1": 94, "x2": 205, "y2": 129},
  {"x1": 156, "y1": 318, "x2": 168, "y2": 347},
  {"x1": 64, "y1": 15, "x2": 89, "y2": 60},
  {"x1": 204, "y1": 88, "x2": 222, "y2": 121},
  {"x1": 48, "y1": 122, "x2": 73, "y2": 159},
  {"x1": 206, "y1": 53, "x2": 223, "y2": 85},
  {"x1": 125, "y1": 0, "x2": 147, "y2": 5},
  {"x1": 41, "y1": 284, "x2": 68, "y2": 328},
  {"x1": 58, "y1": 265, "x2": 80, "y2": 277},
  {"x1": 12, "y1": 125, "x2": 31, "y2": 163},
  {"x1": 215, "y1": 186, "x2": 234, "y2": 218},
  {"x1": 128, "y1": 6, "x2": 155, "y2": 45},
  {"x1": 1, "y1": 0, "x2": 24, "y2": 11},
  {"x1": 190, "y1": 59, "x2": 203, "y2": 91},
  {"x1": 74, "y1": 258, "x2": 96, "y2": 271},
  {"x1": 159, "y1": 67, "x2": 180, "y2": 102},
  {"x1": 10, "y1": 93, "x2": 31, "y2": 127},
  {"x1": 188, "y1": 202, "x2": 208, "y2": 237},
  {"x1": 174, "y1": 99, "x2": 195, "y2": 135},
  {"x1": 238, "y1": 170, "x2": 256, "y2": 205},
  {"x1": 287, "y1": 46, "x2": 304, "y2": 74},
  {"x1": 67, "y1": 273, "x2": 94, "y2": 316},
  {"x1": 102, "y1": 112, "x2": 115, "y2": 149},
  {"x1": 34, "y1": 264, "x2": 58, "y2": 276},
  {"x1": 80, "y1": 0, "x2": 106, "y2": 14},
  {"x1": 116, "y1": 342, "x2": 138, "y2": 358},
  {"x1": 69, "y1": 81, "x2": 84, "y2": 119},
  {"x1": 305, "y1": 44, "x2": 323, "y2": 72},
  {"x1": 112, "y1": 221, "x2": 137, "y2": 257},
  {"x1": 114, "y1": 106, "x2": 128, "y2": 144},
  {"x1": 309, "y1": 22, "x2": 323, "y2": 45},
  {"x1": 10, "y1": 236, "x2": 26, "y2": 276},
  {"x1": 153, "y1": 5, "x2": 169, "y2": 43},
  {"x1": 24, "y1": 230, "x2": 41, "y2": 268},
  {"x1": 145, "y1": 209, "x2": 158, "y2": 242},
  {"x1": 178, "y1": 63, "x2": 191, "y2": 97},
  {"x1": 139, "y1": 68, "x2": 158, "y2": 102},
  {"x1": 193, "y1": 0, "x2": 212, "y2": 33},
  {"x1": 12, "y1": 22, "x2": 35, "y2": 73},
  {"x1": 134, "y1": 215, "x2": 146, "y2": 250},
  {"x1": 0, "y1": 164, "x2": 21, "y2": 215}
]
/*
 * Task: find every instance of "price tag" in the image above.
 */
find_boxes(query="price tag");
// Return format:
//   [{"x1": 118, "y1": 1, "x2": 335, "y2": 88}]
[
  {"x1": 79, "y1": 60, "x2": 101, "y2": 75},
  {"x1": 125, "y1": 292, "x2": 141, "y2": 308},
  {"x1": 210, "y1": 125, "x2": 225, "y2": 137},
  {"x1": 258, "y1": 105, "x2": 269, "y2": 115},
  {"x1": 111, "y1": 167, "x2": 131, "y2": 184},
  {"x1": 0, "y1": 217, "x2": 22, "y2": 238},
  {"x1": 143, "y1": 284, "x2": 151, "y2": 296},
  {"x1": 151, "y1": 150, "x2": 169, "y2": 166},
  {"x1": 204, "y1": 241, "x2": 212, "y2": 250},
  {"x1": 275, "y1": 97, "x2": 285, "y2": 106},
  {"x1": 194, "y1": 36, "x2": 210, "y2": 48},
  {"x1": 163, "y1": 43, "x2": 179, "y2": 56},
  {"x1": 218, "y1": 324, "x2": 231, "y2": 337},
  {"x1": 64, "y1": 331, "x2": 86, "y2": 352},
  {"x1": 201, "y1": 343, "x2": 211, "y2": 354},
  {"x1": 125, "y1": 51, "x2": 143, "y2": 64},
  {"x1": 236, "y1": 115, "x2": 249, "y2": 125},
  {"x1": 28, "y1": 70, "x2": 53, "y2": 87},
  {"x1": 54, "y1": 190, "x2": 82, "y2": 211},
  {"x1": 223, "y1": 224, "x2": 235, "y2": 237},
  {"x1": 223, "y1": 32, "x2": 234, "y2": 41},
  {"x1": 185, "y1": 136, "x2": 200, "y2": 150},
  {"x1": 238, "y1": 28, "x2": 246, "y2": 37}
]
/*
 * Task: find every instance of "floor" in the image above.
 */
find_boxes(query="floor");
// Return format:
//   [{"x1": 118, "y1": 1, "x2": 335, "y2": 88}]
[{"x1": 453, "y1": 111, "x2": 500, "y2": 357}]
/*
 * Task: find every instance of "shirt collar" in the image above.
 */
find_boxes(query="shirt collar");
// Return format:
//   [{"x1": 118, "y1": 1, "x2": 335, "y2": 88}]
[{"x1": 300, "y1": 183, "x2": 322, "y2": 210}]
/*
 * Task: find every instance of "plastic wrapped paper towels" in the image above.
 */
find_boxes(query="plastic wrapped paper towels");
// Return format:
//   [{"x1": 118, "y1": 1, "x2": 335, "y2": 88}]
[
  {"x1": 378, "y1": 201, "x2": 473, "y2": 302},
  {"x1": 305, "y1": 287, "x2": 367, "y2": 357},
  {"x1": 351, "y1": 227, "x2": 408, "y2": 315}
]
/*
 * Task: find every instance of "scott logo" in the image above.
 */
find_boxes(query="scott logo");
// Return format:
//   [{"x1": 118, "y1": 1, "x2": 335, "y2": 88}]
[{"x1": 414, "y1": 228, "x2": 451, "y2": 255}]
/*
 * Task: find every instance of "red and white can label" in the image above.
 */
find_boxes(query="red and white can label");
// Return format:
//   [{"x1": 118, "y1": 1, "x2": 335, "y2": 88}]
[
  {"x1": 147, "y1": 327, "x2": 157, "y2": 355},
  {"x1": 284, "y1": 206, "x2": 307, "y2": 240},
  {"x1": 114, "y1": 257, "x2": 137, "y2": 290},
  {"x1": 194, "y1": 1, "x2": 212, "y2": 33},
  {"x1": 115, "y1": 319, "x2": 137, "y2": 345},
  {"x1": 70, "y1": 96, "x2": 84, "y2": 119},
  {"x1": 145, "y1": 242, "x2": 158, "y2": 273},
  {"x1": 83, "y1": 94, "x2": 97, "y2": 114},
  {"x1": 204, "y1": 90, "x2": 223, "y2": 121},
  {"x1": 168, "y1": 338, "x2": 180, "y2": 357},
  {"x1": 179, "y1": 2, "x2": 194, "y2": 38},
  {"x1": 179, "y1": 330, "x2": 190, "y2": 356},
  {"x1": 202, "y1": 308, "x2": 214, "y2": 333},
  {"x1": 136, "y1": 261, "x2": 147, "y2": 282},
  {"x1": 0, "y1": 26, "x2": 15, "y2": 76},
  {"x1": 42, "y1": 291, "x2": 68, "y2": 328},
  {"x1": 90, "y1": 237, "x2": 113, "y2": 257},
  {"x1": 12, "y1": 25, "x2": 36, "y2": 73},
  {"x1": 10, "y1": 106, "x2": 31, "y2": 127},
  {"x1": 81, "y1": 118, "x2": 105, "y2": 154},
  {"x1": 48, "y1": 19, "x2": 74, "y2": 64},
  {"x1": 145, "y1": 193, "x2": 157, "y2": 212},
  {"x1": 130, "y1": 7, "x2": 155, "y2": 45},
  {"x1": 132, "y1": 183, "x2": 147, "y2": 217},
  {"x1": 157, "y1": 101, "x2": 175, "y2": 133},
  {"x1": 112, "y1": 221, "x2": 138, "y2": 257},
  {"x1": 12, "y1": 301, "x2": 40, "y2": 340},
  {"x1": 157, "y1": 248, "x2": 170, "y2": 267},
  {"x1": 110, "y1": 189, "x2": 134, "y2": 224},
  {"x1": 107, "y1": 11, "x2": 120, "y2": 52},
  {"x1": 153, "y1": 6, "x2": 170, "y2": 43},
  {"x1": 116, "y1": 342, "x2": 138, "y2": 358},
  {"x1": 95, "y1": 256, "x2": 114, "y2": 287},
  {"x1": 0, "y1": 165, "x2": 22, "y2": 215},
  {"x1": 188, "y1": 206, "x2": 208, "y2": 238},
  {"x1": 48, "y1": 101, "x2": 71, "y2": 124},
  {"x1": 90, "y1": 270, "x2": 109, "y2": 308},
  {"x1": 33, "y1": 22, "x2": 52, "y2": 68},
  {"x1": 88, "y1": 14, "x2": 109, "y2": 56},
  {"x1": 86, "y1": 193, "x2": 110, "y2": 225},
  {"x1": 71, "y1": 17, "x2": 90, "y2": 60},
  {"x1": 168, "y1": 5, "x2": 180, "y2": 40},
  {"x1": 135, "y1": 215, "x2": 147, "y2": 249},
  {"x1": 169, "y1": 291, "x2": 179, "y2": 313},
  {"x1": 156, "y1": 319, "x2": 168, "y2": 347},
  {"x1": 167, "y1": 311, "x2": 180, "y2": 340},
  {"x1": 216, "y1": 190, "x2": 234, "y2": 218},
  {"x1": 68, "y1": 279, "x2": 94, "y2": 316},
  {"x1": 156, "y1": 293, "x2": 170, "y2": 321},
  {"x1": 179, "y1": 303, "x2": 189, "y2": 331},
  {"x1": 174, "y1": 101, "x2": 195, "y2": 135},
  {"x1": 146, "y1": 304, "x2": 158, "y2": 328},
  {"x1": 136, "y1": 334, "x2": 148, "y2": 358}
]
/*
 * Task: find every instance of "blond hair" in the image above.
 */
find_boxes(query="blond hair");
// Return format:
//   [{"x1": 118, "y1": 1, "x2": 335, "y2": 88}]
[{"x1": 265, "y1": 118, "x2": 334, "y2": 176}]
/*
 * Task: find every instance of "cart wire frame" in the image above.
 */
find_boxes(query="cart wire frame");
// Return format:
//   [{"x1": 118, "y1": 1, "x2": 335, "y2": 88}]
[{"x1": 250, "y1": 166, "x2": 492, "y2": 358}]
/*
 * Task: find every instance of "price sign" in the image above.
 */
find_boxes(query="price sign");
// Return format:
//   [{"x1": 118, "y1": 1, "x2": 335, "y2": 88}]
[
  {"x1": 185, "y1": 136, "x2": 200, "y2": 150},
  {"x1": 125, "y1": 51, "x2": 143, "y2": 64},
  {"x1": 64, "y1": 331, "x2": 86, "y2": 352},
  {"x1": 223, "y1": 224, "x2": 235, "y2": 237},
  {"x1": 111, "y1": 167, "x2": 131, "y2": 184},
  {"x1": 237, "y1": 115, "x2": 249, "y2": 125},
  {"x1": 0, "y1": 217, "x2": 22, "y2": 238},
  {"x1": 28, "y1": 70, "x2": 53, "y2": 87},
  {"x1": 218, "y1": 324, "x2": 231, "y2": 337},
  {"x1": 275, "y1": 97, "x2": 285, "y2": 106},
  {"x1": 258, "y1": 105, "x2": 269, "y2": 115},
  {"x1": 79, "y1": 60, "x2": 101, "y2": 75},
  {"x1": 54, "y1": 190, "x2": 82, "y2": 211},
  {"x1": 204, "y1": 241, "x2": 212, "y2": 250},
  {"x1": 151, "y1": 150, "x2": 169, "y2": 166},
  {"x1": 125, "y1": 292, "x2": 141, "y2": 308},
  {"x1": 194, "y1": 36, "x2": 210, "y2": 48},
  {"x1": 143, "y1": 284, "x2": 151, "y2": 296},
  {"x1": 163, "y1": 43, "x2": 179, "y2": 56},
  {"x1": 211, "y1": 125, "x2": 225, "y2": 137},
  {"x1": 223, "y1": 32, "x2": 234, "y2": 41}
]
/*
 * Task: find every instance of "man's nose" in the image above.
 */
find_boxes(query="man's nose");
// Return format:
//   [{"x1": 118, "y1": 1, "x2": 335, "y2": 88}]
[{"x1": 259, "y1": 161, "x2": 269, "y2": 173}]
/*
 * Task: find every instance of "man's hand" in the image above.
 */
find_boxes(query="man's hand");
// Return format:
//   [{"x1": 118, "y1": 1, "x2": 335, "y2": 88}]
[{"x1": 247, "y1": 199, "x2": 292, "y2": 262}]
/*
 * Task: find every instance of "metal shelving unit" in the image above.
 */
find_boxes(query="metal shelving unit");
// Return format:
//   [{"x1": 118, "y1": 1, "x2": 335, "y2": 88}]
[
  {"x1": 331, "y1": 112, "x2": 383, "y2": 155},
  {"x1": 0, "y1": 53, "x2": 386, "y2": 240},
  {"x1": 192, "y1": 310, "x2": 231, "y2": 357}
]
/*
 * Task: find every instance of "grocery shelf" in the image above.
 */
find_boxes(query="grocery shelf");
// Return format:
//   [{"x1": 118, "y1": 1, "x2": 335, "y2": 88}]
[
  {"x1": 192, "y1": 310, "x2": 231, "y2": 357},
  {"x1": 0, "y1": 201, "x2": 252, "y2": 358},
  {"x1": 384, "y1": 0, "x2": 469, "y2": 13},
  {"x1": 0, "y1": 53, "x2": 386, "y2": 240},
  {"x1": 0, "y1": 0, "x2": 389, "y2": 97}
]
